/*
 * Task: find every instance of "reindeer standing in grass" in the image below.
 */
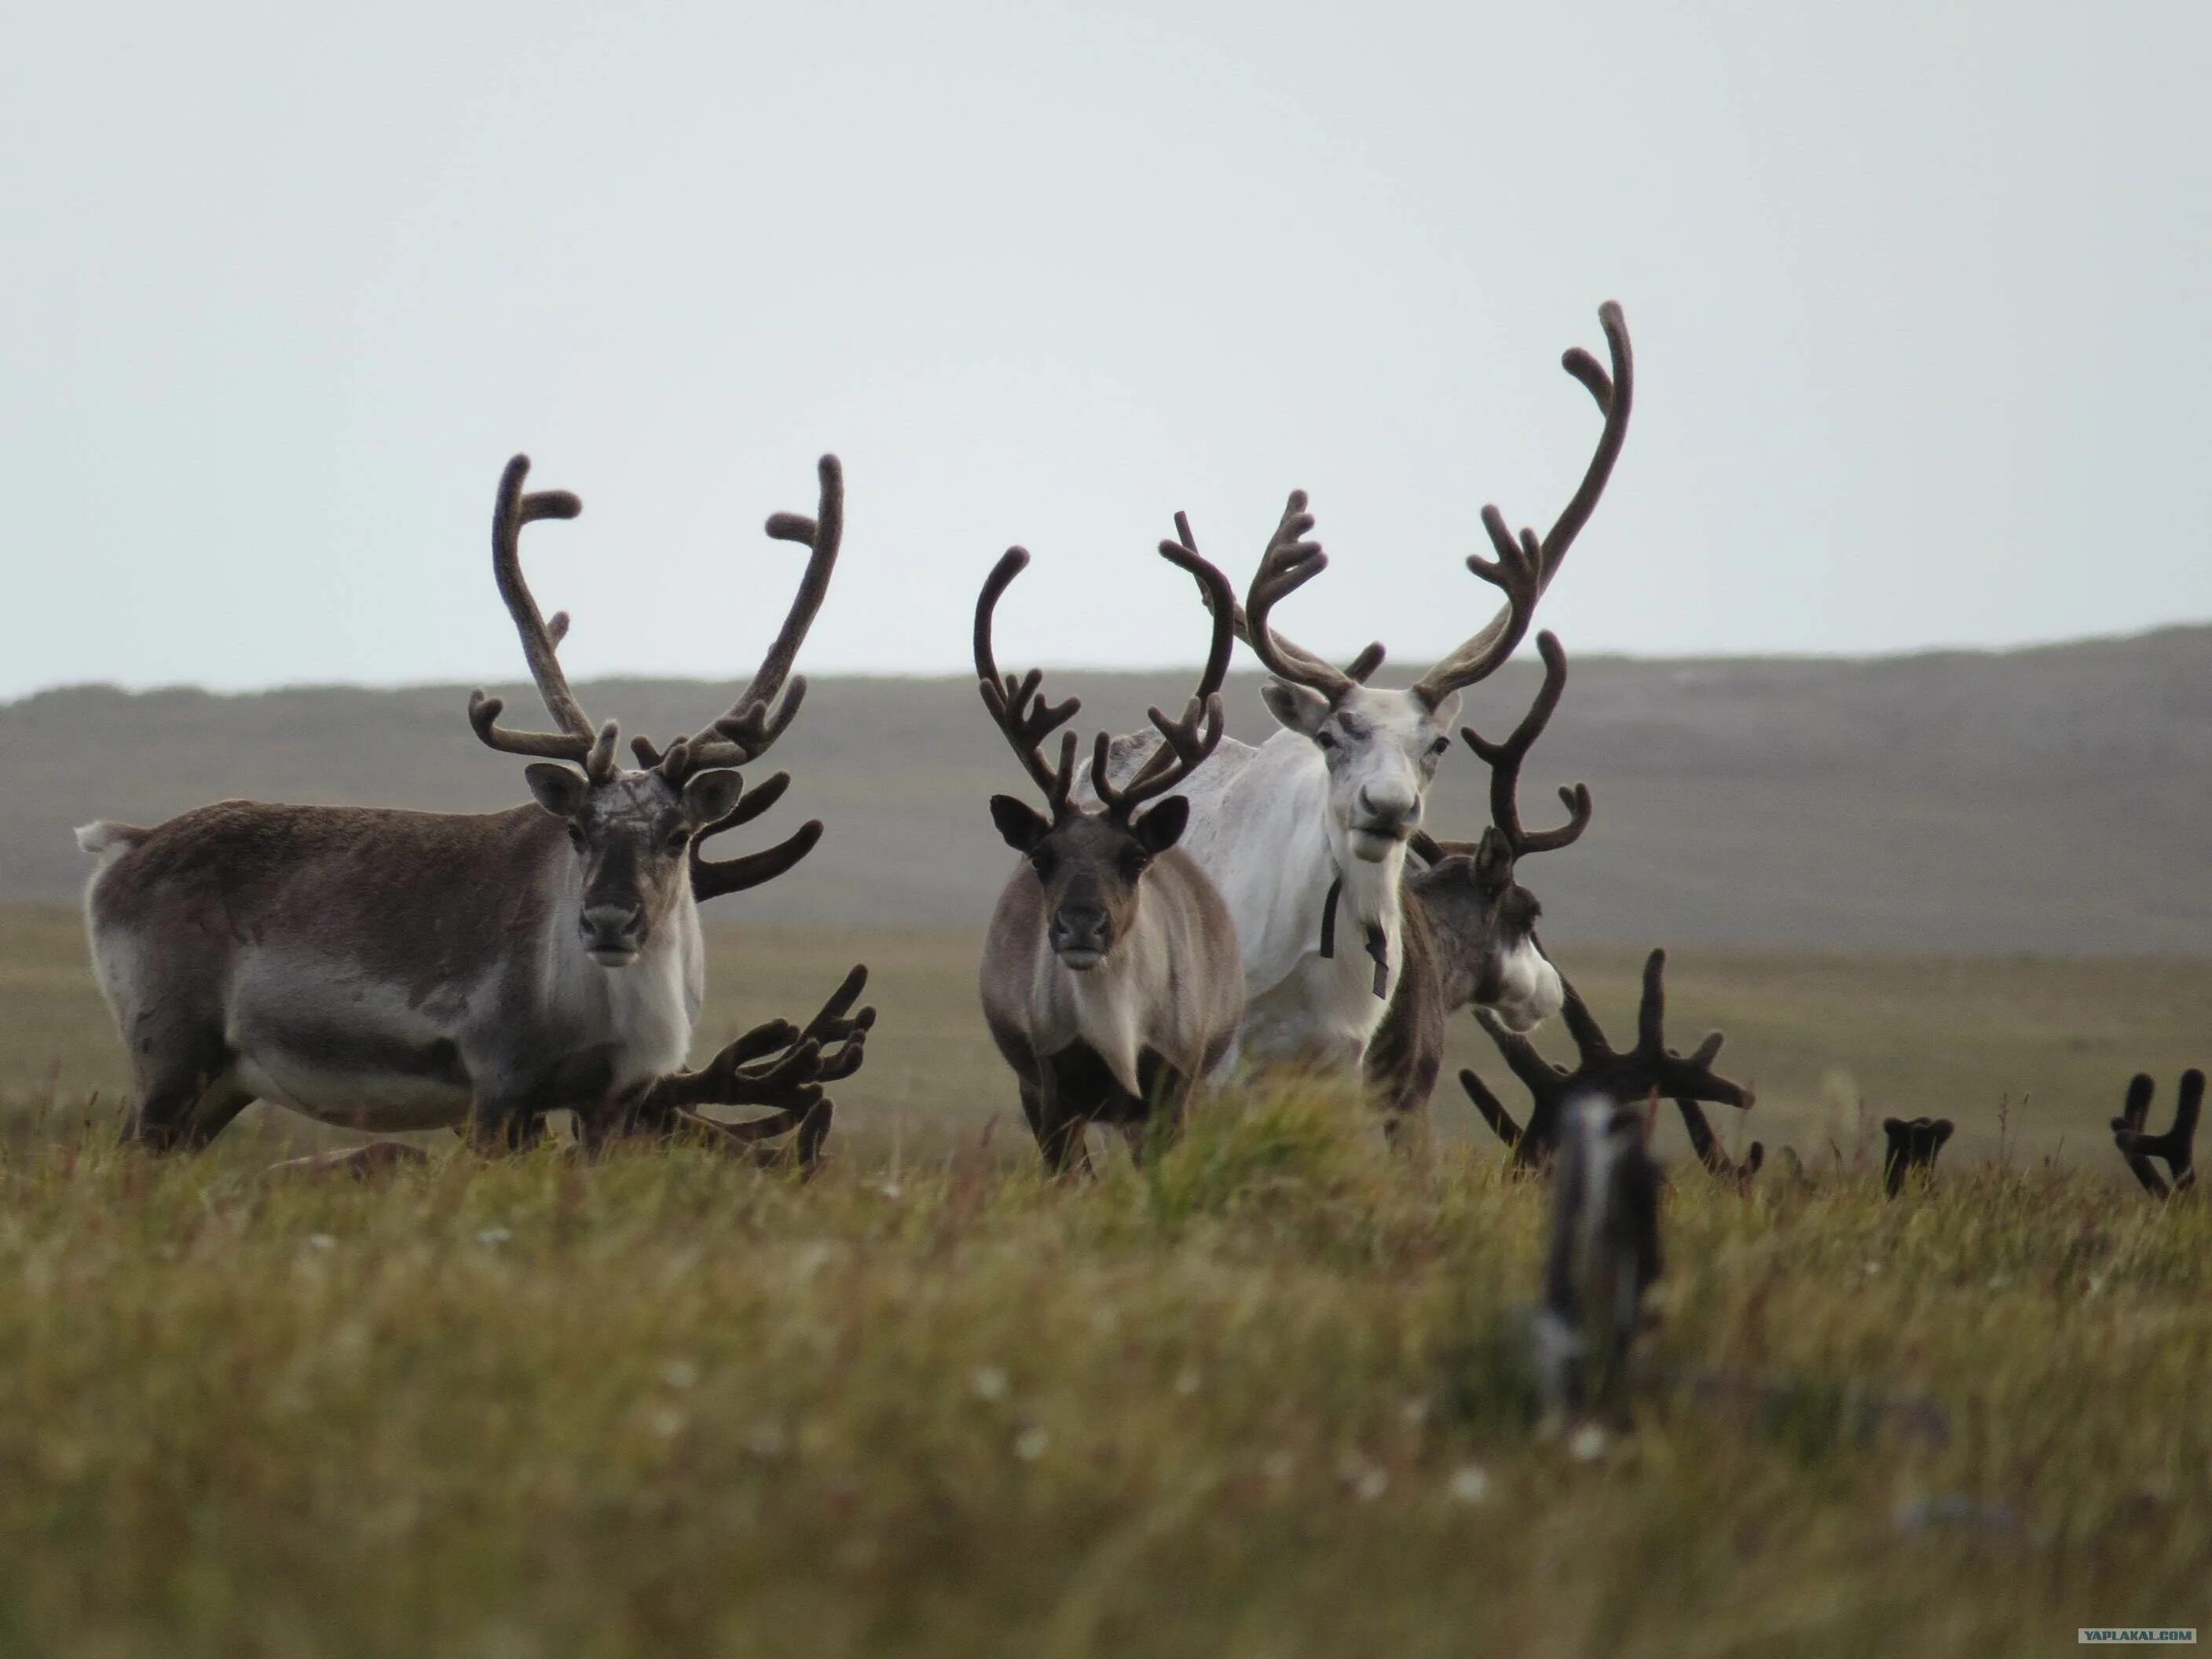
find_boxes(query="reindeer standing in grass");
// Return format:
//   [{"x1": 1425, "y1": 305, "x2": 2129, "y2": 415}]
[
  {"x1": 974, "y1": 537, "x2": 1244, "y2": 1174},
  {"x1": 78, "y1": 453, "x2": 869, "y2": 1164},
  {"x1": 1098, "y1": 305, "x2": 1632, "y2": 1082}
]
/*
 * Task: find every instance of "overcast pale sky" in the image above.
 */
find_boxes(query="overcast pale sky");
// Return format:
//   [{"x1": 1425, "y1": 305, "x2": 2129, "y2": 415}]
[{"x1": 2, "y1": 1, "x2": 2207, "y2": 701}]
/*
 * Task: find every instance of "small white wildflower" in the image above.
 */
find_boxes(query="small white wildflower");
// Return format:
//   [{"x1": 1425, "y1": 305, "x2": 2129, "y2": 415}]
[
  {"x1": 1861, "y1": 1261, "x2": 1881, "y2": 1277},
  {"x1": 745, "y1": 1421, "x2": 788, "y2": 1459},
  {"x1": 1569, "y1": 1423, "x2": 1610, "y2": 1463},
  {"x1": 661, "y1": 1360, "x2": 699, "y2": 1390},
  {"x1": 2086, "y1": 1273, "x2": 2108, "y2": 1298},
  {"x1": 646, "y1": 1407, "x2": 684, "y2": 1439},
  {"x1": 877, "y1": 1181, "x2": 904, "y2": 1202},
  {"x1": 970, "y1": 1365, "x2": 1009, "y2": 1402},
  {"x1": 1262, "y1": 1451, "x2": 1295, "y2": 1482},
  {"x1": 1448, "y1": 1464, "x2": 1492, "y2": 1504},
  {"x1": 1353, "y1": 1467, "x2": 1389, "y2": 1502},
  {"x1": 475, "y1": 1226, "x2": 512, "y2": 1247},
  {"x1": 1013, "y1": 1427, "x2": 1049, "y2": 1461},
  {"x1": 305, "y1": 1234, "x2": 336, "y2": 1251},
  {"x1": 1398, "y1": 1397, "x2": 1430, "y2": 1429},
  {"x1": 1174, "y1": 1368, "x2": 1202, "y2": 1397}
]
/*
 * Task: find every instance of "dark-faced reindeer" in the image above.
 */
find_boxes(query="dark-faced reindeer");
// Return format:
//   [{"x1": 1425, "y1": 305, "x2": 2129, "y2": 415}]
[
  {"x1": 1100, "y1": 304, "x2": 1632, "y2": 1079},
  {"x1": 975, "y1": 538, "x2": 1244, "y2": 1174},
  {"x1": 78, "y1": 453, "x2": 869, "y2": 1162},
  {"x1": 1364, "y1": 629, "x2": 1591, "y2": 1135},
  {"x1": 1460, "y1": 949, "x2": 1753, "y2": 1171}
]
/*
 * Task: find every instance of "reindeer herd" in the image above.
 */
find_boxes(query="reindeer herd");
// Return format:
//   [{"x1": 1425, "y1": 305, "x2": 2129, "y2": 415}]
[{"x1": 67, "y1": 302, "x2": 2200, "y2": 1223}]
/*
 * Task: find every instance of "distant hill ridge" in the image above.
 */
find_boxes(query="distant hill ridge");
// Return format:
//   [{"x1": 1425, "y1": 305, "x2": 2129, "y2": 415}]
[{"x1": 7, "y1": 625, "x2": 2208, "y2": 954}]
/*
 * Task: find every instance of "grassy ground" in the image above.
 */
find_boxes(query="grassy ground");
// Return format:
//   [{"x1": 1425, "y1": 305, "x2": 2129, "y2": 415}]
[{"x1": 1, "y1": 903, "x2": 2207, "y2": 1654}]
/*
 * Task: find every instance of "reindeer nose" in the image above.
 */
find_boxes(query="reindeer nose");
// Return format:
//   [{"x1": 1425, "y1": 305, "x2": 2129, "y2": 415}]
[
  {"x1": 580, "y1": 904, "x2": 643, "y2": 958},
  {"x1": 1049, "y1": 905, "x2": 1111, "y2": 963},
  {"x1": 1356, "y1": 786, "x2": 1416, "y2": 830}
]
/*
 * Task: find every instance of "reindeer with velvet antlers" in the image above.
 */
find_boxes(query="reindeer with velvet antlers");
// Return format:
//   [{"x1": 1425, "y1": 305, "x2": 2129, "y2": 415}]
[
  {"x1": 975, "y1": 537, "x2": 1244, "y2": 1174},
  {"x1": 77, "y1": 452, "x2": 869, "y2": 1164},
  {"x1": 1100, "y1": 304, "x2": 1632, "y2": 1081}
]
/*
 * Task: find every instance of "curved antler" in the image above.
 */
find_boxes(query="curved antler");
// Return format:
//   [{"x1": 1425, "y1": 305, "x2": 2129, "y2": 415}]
[
  {"x1": 1096, "y1": 524, "x2": 1237, "y2": 817},
  {"x1": 973, "y1": 548, "x2": 1082, "y2": 814},
  {"x1": 467, "y1": 456, "x2": 621, "y2": 782},
  {"x1": 1460, "y1": 630, "x2": 1594, "y2": 859},
  {"x1": 1242, "y1": 491, "x2": 1358, "y2": 703},
  {"x1": 647, "y1": 454, "x2": 844, "y2": 783},
  {"x1": 1410, "y1": 302, "x2": 1634, "y2": 709},
  {"x1": 1173, "y1": 509, "x2": 1384, "y2": 687},
  {"x1": 687, "y1": 771, "x2": 826, "y2": 903}
]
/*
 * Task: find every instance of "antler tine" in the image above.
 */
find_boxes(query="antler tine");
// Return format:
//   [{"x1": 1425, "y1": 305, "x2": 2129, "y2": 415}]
[
  {"x1": 1460, "y1": 631, "x2": 1594, "y2": 858},
  {"x1": 688, "y1": 772, "x2": 824, "y2": 903},
  {"x1": 1632, "y1": 948, "x2": 1755, "y2": 1109},
  {"x1": 1243, "y1": 491, "x2": 1356, "y2": 701},
  {"x1": 1409, "y1": 302, "x2": 1635, "y2": 709},
  {"x1": 2113, "y1": 1069, "x2": 2202, "y2": 1199},
  {"x1": 658, "y1": 454, "x2": 844, "y2": 782},
  {"x1": 1093, "y1": 694, "x2": 1225, "y2": 819},
  {"x1": 1459, "y1": 1067, "x2": 1526, "y2": 1152},
  {"x1": 468, "y1": 455, "x2": 616, "y2": 779},
  {"x1": 1109, "y1": 523, "x2": 1240, "y2": 807},
  {"x1": 973, "y1": 548, "x2": 1083, "y2": 812}
]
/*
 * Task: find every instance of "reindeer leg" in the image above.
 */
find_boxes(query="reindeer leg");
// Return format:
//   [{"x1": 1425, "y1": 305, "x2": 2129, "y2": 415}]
[
  {"x1": 464, "y1": 1091, "x2": 543, "y2": 1155},
  {"x1": 1033, "y1": 1065, "x2": 1091, "y2": 1178}
]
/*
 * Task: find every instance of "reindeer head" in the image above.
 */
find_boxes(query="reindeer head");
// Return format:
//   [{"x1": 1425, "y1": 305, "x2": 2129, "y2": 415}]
[
  {"x1": 1406, "y1": 631, "x2": 1593, "y2": 1032},
  {"x1": 1230, "y1": 302, "x2": 1632, "y2": 872},
  {"x1": 467, "y1": 453, "x2": 844, "y2": 966},
  {"x1": 976, "y1": 537, "x2": 1235, "y2": 973}
]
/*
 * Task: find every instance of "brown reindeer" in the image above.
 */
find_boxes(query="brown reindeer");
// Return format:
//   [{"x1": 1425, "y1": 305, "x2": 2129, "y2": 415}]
[
  {"x1": 975, "y1": 537, "x2": 1244, "y2": 1174},
  {"x1": 77, "y1": 453, "x2": 868, "y2": 1163},
  {"x1": 1366, "y1": 629, "x2": 1592, "y2": 1137},
  {"x1": 1459, "y1": 949, "x2": 1753, "y2": 1170}
]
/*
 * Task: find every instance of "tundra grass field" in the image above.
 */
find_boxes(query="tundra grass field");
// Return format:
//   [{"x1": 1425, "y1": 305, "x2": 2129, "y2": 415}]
[{"x1": 1, "y1": 903, "x2": 2207, "y2": 1655}]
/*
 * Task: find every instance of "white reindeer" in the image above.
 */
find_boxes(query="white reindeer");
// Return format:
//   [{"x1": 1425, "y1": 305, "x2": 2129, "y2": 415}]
[{"x1": 1099, "y1": 303, "x2": 1632, "y2": 1075}]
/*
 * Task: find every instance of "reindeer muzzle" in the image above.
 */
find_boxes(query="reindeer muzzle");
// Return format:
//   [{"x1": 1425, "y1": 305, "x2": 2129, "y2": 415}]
[
  {"x1": 580, "y1": 905, "x2": 644, "y2": 965},
  {"x1": 1049, "y1": 907, "x2": 1111, "y2": 970}
]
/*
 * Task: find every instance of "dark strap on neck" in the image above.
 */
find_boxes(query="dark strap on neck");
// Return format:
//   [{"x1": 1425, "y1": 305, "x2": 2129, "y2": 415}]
[{"x1": 1318, "y1": 873, "x2": 1390, "y2": 999}]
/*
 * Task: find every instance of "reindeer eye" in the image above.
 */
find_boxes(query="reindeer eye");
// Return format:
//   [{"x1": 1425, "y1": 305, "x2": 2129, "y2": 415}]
[
  {"x1": 1119, "y1": 847, "x2": 1149, "y2": 880},
  {"x1": 566, "y1": 823, "x2": 587, "y2": 851},
  {"x1": 1314, "y1": 730, "x2": 1337, "y2": 753},
  {"x1": 1430, "y1": 737, "x2": 1451, "y2": 756},
  {"x1": 664, "y1": 832, "x2": 690, "y2": 856},
  {"x1": 1030, "y1": 850, "x2": 1058, "y2": 881}
]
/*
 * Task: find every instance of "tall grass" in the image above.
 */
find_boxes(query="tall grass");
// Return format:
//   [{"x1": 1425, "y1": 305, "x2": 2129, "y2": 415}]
[{"x1": 0, "y1": 1093, "x2": 2203, "y2": 1657}]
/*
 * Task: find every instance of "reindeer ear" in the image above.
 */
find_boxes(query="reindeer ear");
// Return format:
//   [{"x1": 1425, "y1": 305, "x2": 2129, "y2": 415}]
[
  {"x1": 1474, "y1": 827, "x2": 1516, "y2": 889},
  {"x1": 524, "y1": 764, "x2": 589, "y2": 819},
  {"x1": 1261, "y1": 679, "x2": 1331, "y2": 736},
  {"x1": 989, "y1": 795, "x2": 1051, "y2": 854},
  {"x1": 1132, "y1": 796, "x2": 1189, "y2": 855},
  {"x1": 679, "y1": 768, "x2": 745, "y2": 827}
]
